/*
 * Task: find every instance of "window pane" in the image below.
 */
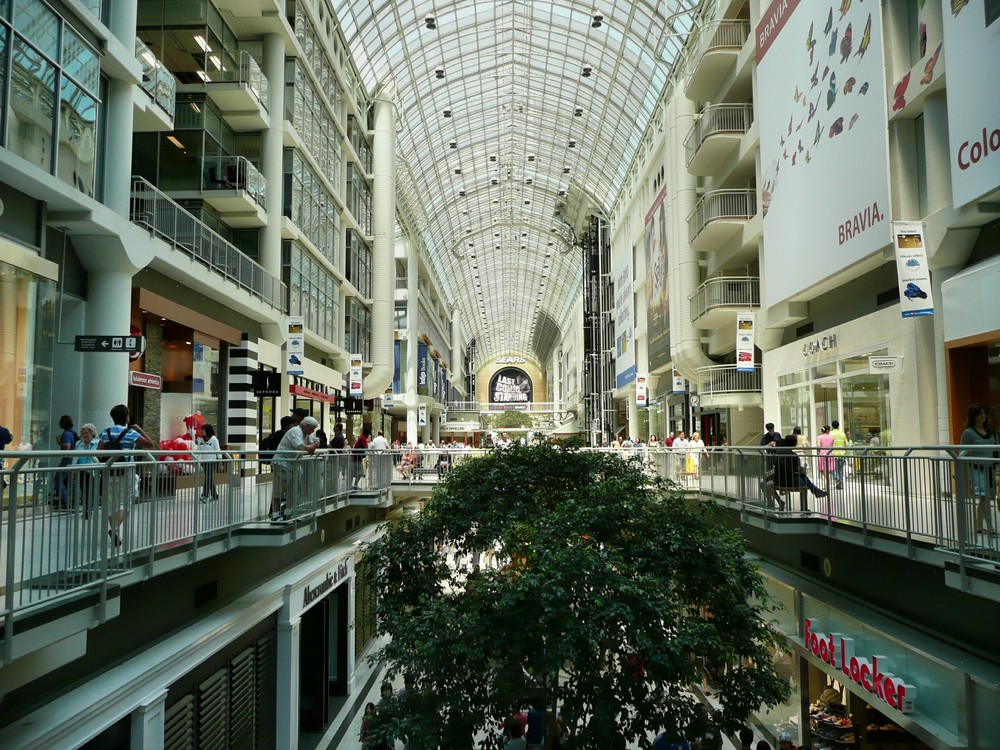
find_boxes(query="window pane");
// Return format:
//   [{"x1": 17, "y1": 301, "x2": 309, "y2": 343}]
[
  {"x1": 61, "y1": 25, "x2": 98, "y2": 94},
  {"x1": 9, "y1": 37, "x2": 57, "y2": 172},
  {"x1": 58, "y1": 77, "x2": 97, "y2": 196},
  {"x1": 14, "y1": 0, "x2": 58, "y2": 59}
]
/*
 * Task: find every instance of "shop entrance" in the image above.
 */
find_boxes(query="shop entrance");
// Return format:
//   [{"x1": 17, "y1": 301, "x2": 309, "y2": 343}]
[
  {"x1": 298, "y1": 583, "x2": 350, "y2": 735},
  {"x1": 947, "y1": 339, "x2": 1000, "y2": 440}
]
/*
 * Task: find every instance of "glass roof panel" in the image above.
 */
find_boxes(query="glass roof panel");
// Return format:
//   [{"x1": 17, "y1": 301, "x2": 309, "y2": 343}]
[{"x1": 329, "y1": 0, "x2": 697, "y2": 364}]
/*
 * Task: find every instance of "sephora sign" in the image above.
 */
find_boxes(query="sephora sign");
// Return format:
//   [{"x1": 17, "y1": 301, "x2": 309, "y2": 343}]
[{"x1": 489, "y1": 367, "x2": 533, "y2": 409}]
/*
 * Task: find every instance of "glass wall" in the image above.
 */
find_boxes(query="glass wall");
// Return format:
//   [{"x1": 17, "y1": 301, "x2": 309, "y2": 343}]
[
  {"x1": 283, "y1": 240, "x2": 340, "y2": 345},
  {"x1": 345, "y1": 229, "x2": 371, "y2": 298},
  {"x1": 286, "y1": 59, "x2": 341, "y2": 191},
  {"x1": 284, "y1": 149, "x2": 340, "y2": 268},
  {"x1": 1, "y1": 0, "x2": 100, "y2": 196},
  {"x1": 345, "y1": 163, "x2": 371, "y2": 235},
  {"x1": 0, "y1": 259, "x2": 56, "y2": 451},
  {"x1": 345, "y1": 297, "x2": 371, "y2": 361},
  {"x1": 778, "y1": 348, "x2": 892, "y2": 444}
]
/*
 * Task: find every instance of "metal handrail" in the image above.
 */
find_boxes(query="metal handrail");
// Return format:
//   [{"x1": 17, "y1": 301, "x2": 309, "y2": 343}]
[
  {"x1": 202, "y1": 49, "x2": 269, "y2": 109},
  {"x1": 687, "y1": 189, "x2": 757, "y2": 242},
  {"x1": 129, "y1": 176, "x2": 286, "y2": 310},
  {"x1": 684, "y1": 19, "x2": 751, "y2": 86},
  {"x1": 695, "y1": 363, "x2": 762, "y2": 395},
  {"x1": 135, "y1": 37, "x2": 176, "y2": 118},
  {"x1": 689, "y1": 276, "x2": 760, "y2": 322},
  {"x1": 684, "y1": 103, "x2": 754, "y2": 166},
  {"x1": 201, "y1": 155, "x2": 267, "y2": 209}
]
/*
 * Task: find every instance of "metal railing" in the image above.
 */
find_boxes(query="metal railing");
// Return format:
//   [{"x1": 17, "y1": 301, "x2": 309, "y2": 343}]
[
  {"x1": 129, "y1": 176, "x2": 286, "y2": 310},
  {"x1": 689, "y1": 276, "x2": 760, "y2": 322},
  {"x1": 201, "y1": 155, "x2": 267, "y2": 209},
  {"x1": 135, "y1": 37, "x2": 176, "y2": 118},
  {"x1": 695, "y1": 364, "x2": 762, "y2": 396},
  {"x1": 203, "y1": 49, "x2": 269, "y2": 110},
  {"x1": 684, "y1": 19, "x2": 751, "y2": 86},
  {"x1": 684, "y1": 103, "x2": 754, "y2": 166},
  {"x1": 0, "y1": 449, "x2": 392, "y2": 652},
  {"x1": 687, "y1": 189, "x2": 757, "y2": 243}
]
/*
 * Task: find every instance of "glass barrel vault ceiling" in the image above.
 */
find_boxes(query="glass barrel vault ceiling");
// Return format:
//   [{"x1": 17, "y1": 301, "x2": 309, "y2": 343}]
[{"x1": 330, "y1": 0, "x2": 697, "y2": 367}]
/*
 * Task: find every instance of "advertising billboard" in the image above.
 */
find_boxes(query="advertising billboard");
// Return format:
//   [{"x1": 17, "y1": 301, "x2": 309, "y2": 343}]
[
  {"x1": 645, "y1": 186, "x2": 670, "y2": 371},
  {"x1": 613, "y1": 243, "x2": 636, "y2": 388},
  {"x1": 757, "y1": 0, "x2": 891, "y2": 304},
  {"x1": 489, "y1": 367, "x2": 533, "y2": 410},
  {"x1": 892, "y1": 222, "x2": 934, "y2": 317},
  {"x1": 736, "y1": 313, "x2": 756, "y2": 372},
  {"x1": 417, "y1": 343, "x2": 429, "y2": 395},
  {"x1": 943, "y1": 0, "x2": 1000, "y2": 206}
]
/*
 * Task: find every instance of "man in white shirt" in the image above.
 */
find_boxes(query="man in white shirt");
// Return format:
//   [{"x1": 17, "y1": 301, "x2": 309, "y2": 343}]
[
  {"x1": 370, "y1": 430, "x2": 389, "y2": 451},
  {"x1": 673, "y1": 431, "x2": 690, "y2": 481},
  {"x1": 271, "y1": 416, "x2": 319, "y2": 521}
]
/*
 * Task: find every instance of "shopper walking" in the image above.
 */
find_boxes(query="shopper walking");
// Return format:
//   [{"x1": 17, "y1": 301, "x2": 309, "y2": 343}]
[
  {"x1": 960, "y1": 402, "x2": 997, "y2": 537},
  {"x1": 53, "y1": 414, "x2": 77, "y2": 508},
  {"x1": 196, "y1": 424, "x2": 223, "y2": 502},
  {"x1": 72, "y1": 423, "x2": 100, "y2": 518},
  {"x1": 98, "y1": 405, "x2": 153, "y2": 548},
  {"x1": 830, "y1": 420, "x2": 848, "y2": 489},
  {"x1": 352, "y1": 427, "x2": 372, "y2": 489},
  {"x1": 816, "y1": 425, "x2": 835, "y2": 490}
]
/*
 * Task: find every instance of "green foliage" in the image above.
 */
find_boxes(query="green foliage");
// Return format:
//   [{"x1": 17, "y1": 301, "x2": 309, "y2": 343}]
[
  {"x1": 483, "y1": 409, "x2": 535, "y2": 429},
  {"x1": 363, "y1": 444, "x2": 789, "y2": 749}
]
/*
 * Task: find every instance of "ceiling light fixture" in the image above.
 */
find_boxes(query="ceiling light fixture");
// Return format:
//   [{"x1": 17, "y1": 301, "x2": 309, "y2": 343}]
[
  {"x1": 435, "y1": 67, "x2": 444, "y2": 79},
  {"x1": 442, "y1": 108, "x2": 452, "y2": 117},
  {"x1": 582, "y1": 64, "x2": 593, "y2": 77},
  {"x1": 424, "y1": 13, "x2": 436, "y2": 29},
  {"x1": 591, "y1": 13, "x2": 604, "y2": 28}
]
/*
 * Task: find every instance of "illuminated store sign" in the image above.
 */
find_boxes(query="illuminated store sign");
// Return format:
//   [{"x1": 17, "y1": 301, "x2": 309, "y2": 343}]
[
  {"x1": 804, "y1": 619, "x2": 916, "y2": 714},
  {"x1": 495, "y1": 356, "x2": 526, "y2": 364}
]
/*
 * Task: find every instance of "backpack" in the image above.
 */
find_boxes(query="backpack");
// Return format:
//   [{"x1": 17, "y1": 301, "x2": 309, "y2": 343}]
[
  {"x1": 102, "y1": 425, "x2": 132, "y2": 462},
  {"x1": 259, "y1": 430, "x2": 284, "y2": 463}
]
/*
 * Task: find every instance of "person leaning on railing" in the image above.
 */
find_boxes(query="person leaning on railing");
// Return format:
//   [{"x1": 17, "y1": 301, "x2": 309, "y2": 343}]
[{"x1": 270, "y1": 416, "x2": 319, "y2": 521}]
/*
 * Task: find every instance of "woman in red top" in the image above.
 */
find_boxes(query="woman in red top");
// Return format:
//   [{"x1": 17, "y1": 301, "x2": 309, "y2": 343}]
[{"x1": 351, "y1": 427, "x2": 371, "y2": 489}]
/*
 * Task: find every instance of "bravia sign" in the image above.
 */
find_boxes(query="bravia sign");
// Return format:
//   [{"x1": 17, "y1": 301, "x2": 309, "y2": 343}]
[
  {"x1": 489, "y1": 367, "x2": 533, "y2": 407},
  {"x1": 804, "y1": 618, "x2": 916, "y2": 714}
]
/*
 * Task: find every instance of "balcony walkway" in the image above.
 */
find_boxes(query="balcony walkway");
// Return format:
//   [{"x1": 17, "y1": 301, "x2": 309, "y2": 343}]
[{"x1": 4, "y1": 446, "x2": 999, "y2": 656}]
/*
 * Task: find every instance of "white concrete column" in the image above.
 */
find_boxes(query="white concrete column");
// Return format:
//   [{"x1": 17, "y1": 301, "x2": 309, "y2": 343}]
[
  {"x1": 627, "y1": 393, "x2": 639, "y2": 441},
  {"x1": 923, "y1": 92, "x2": 953, "y2": 215},
  {"x1": 130, "y1": 690, "x2": 168, "y2": 750},
  {"x1": 432, "y1": 414, "x2": 440, "y2": 444},
  {"x1": 104, "y1": 79, "x2": 136, "y2": 217},
  {"x1": 276, "y1": 617, "x2": 302, "y2": 750},
  {"x1": 82, "y1": 271, "x2": 133, "y2": 429},
  {"x1": 364, "y1": 90, "x2": 396, "y2": 396},
  {"x1": 260, "y1": 34, "x2": 286, "y2": 276},
  {"x1": 931, "y1": 266, "x2": 961, "y2": 443}
]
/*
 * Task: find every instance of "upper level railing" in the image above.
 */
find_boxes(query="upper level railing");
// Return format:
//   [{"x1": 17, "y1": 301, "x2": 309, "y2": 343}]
[
  {"x1": 689, "y1": 276, "x2": 760, "y2": 322},
  {"x1": 683, "y1": 103, "x2": 754, "y2": 166},
  {"x1": 684, "y1": 19, "x2": 751, "y2": 86},
  {"x1": 687, "y1": 189, "x2": 757, "y2": 243},
  {"x1": 695, "y1": 364, "x2": 761, "y2": 396},
  {"x1": 204, "y1": 49, "x2": 269, "y2": 110},
  {"x1": 448, "y1": 401, "x2": 569, "y2": 414},
  {"x1": 4, "y1": 445, "x2": 999, "y2": 653},
  {"x1": 135, "y1": 37, "x2": 176, "y2": 118},
  {"x1": 201, "y1": 155, "x2": 267, "y2": 209},
  {"x1": 130, "y1": 176, "x2": 285, "y2": 310}
]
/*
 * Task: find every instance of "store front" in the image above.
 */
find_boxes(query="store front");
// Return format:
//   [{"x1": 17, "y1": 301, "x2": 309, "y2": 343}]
[
  {"x1": 0, "y1": 244, "x2": 57, "y2": 452},
  {"x1": 746, "y1": 568, "x2": 1000, "y2": 750},
  {"x1": 764, "y1": 307, "x2": 932, "y2": 447},
  {"x1": 290, "y1": 378, "x2": 340, "y2": 442},
  {"x1": 131, "y1": 289, "x2": 240, "y2": 446}
]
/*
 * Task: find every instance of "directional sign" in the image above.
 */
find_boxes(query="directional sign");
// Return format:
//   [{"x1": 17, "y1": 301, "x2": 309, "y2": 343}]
[{"x1": 75, "y1": 335, "x2": 145, "y2": 354}]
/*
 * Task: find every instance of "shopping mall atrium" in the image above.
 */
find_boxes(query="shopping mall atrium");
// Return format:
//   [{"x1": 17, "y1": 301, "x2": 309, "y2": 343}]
[{"x1": 0, "y1": 0, "x2": 999, "y2": 747}]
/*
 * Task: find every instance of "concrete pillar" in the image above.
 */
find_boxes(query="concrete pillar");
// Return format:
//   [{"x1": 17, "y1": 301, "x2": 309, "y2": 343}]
[
  {"x1": 130, "y1": 690, "x2": 167, "y2": 750},
  {"x1": 627, "y1": 393, "x2": 639, "y2": 441},
  {"x1": 276, "y1": 617, "x2": 301, "y2": 750},
  {"x1": 364, "y1": 91, "x2": 396, "y2": 396},
  {"x1": 260, "y1": 34, "x2": 286, "y2": 276},
  {"x1": 82, "y1": 271, "x2": 133, "y2": 429},
  {"x1": 923, "y1": 92, "x2": 953, "y2": 215},
  {"x1": 931, "y1": 266, "x2": 961, "y2": 443},
  {"x1": 432, "y1": 414, "x2": 440, "y2": 444},
  {"x1": 104, "y1": 78, "x2": 136, "y2": 217}
]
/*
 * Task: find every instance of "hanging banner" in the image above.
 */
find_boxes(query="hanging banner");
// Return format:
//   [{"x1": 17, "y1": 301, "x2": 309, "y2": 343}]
[
  {"x1": 418, "y1": 403, "x2": 427, "y2": 426},
  {"x1": 383, "y1": 386, "x2": 394, "y2": 408},
  {"x1": 417, "y1": 344, "x2": 429, "y2": 395},
  {"x1": 736, "y1": 313, "x2": 756, "y2": 372},
  {"x1": 892, "y1": 222, "x2": 934, "y2": 318},
  {"x1": 636, "y1": 374, "x2": 648, "y2": 409},
  {"x1": 349, "y1": 354, "x2": 364, "y2": 397},
  {"x1": 672, "y1": 369, "x2": 687, "y2": 394},
  {"x1": 393, "y1": 340, "x2": 401, "y2": 394},
  {"x1": 613, "y1": 242, "x2": 636, "y2": 388},
  {"x1": 287, "y1": 316, "x2": 305, "y2": 376},
  {"x1": 431, "y1": 358, "x2": 440, "y2": 397},
  {"x1": 441, "y1": 407, "x2": 448, "y2": 424},
  {"x1": 645, "y1": 187, "x2": 670, "y2": 371}
]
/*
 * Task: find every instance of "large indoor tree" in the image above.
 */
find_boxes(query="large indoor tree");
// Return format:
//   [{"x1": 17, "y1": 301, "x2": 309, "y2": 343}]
[{"x1": 363, "y1": 443, "x2": 789, "y2": 749}]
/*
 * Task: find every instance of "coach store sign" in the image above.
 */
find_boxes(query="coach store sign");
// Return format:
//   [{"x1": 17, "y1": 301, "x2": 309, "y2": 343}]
[{"x1": 803, "y1": 618, "x2": 916, "y2": 714}]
